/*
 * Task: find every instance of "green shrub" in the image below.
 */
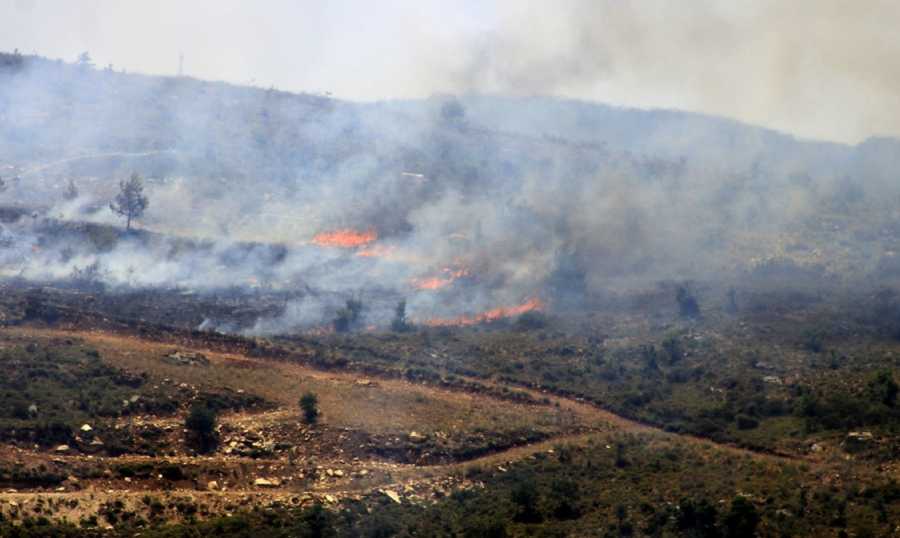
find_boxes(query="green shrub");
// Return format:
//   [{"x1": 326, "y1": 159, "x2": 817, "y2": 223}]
[
  {"x1": 334, "y1": 299, "x2": 363, "y2": 333},
  {"x1": 722, "y1": 497, "x2": 760, "y2": 538},
  {"x1": 867, "y1": 370, "x2": 898, "y2": 407},
  {"x1": 299, "y1": 392, "x2": 319, "y2": 425},
  {"x1": 185, "y1": 403, "x2": 218, "y2": 453},
  {"x1": 736, "y1": 415, "x2": 759, "y2": 430}
]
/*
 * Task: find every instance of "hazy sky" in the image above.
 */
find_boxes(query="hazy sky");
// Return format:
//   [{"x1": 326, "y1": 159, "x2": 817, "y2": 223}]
[{"x1": 2, "y1": 0, "x2": 900, "y2": 144}]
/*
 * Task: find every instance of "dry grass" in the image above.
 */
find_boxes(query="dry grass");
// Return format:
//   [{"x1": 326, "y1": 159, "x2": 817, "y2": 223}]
[{"x1": 6, "y1": 327, "x2": 586, "y2": 438}]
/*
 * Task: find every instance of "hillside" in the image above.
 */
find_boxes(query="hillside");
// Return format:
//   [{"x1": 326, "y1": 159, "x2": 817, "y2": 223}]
[
  {"x1": 3, "y1": 51, "x2": 900, "y2": 325},
  {"x1": 1, "y1": 49, "x2": 900, "y2": 537}
]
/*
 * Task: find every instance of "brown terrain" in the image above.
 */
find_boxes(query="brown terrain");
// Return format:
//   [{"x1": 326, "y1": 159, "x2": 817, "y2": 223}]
[{"x1": 0, "y1": 320, "x2": 813, "y2": 529}]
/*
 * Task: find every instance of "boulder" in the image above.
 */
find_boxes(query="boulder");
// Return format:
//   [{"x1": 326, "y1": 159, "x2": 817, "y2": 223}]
[{"x1": 163, "y1": 351, "x2": 210, "y2": 367}]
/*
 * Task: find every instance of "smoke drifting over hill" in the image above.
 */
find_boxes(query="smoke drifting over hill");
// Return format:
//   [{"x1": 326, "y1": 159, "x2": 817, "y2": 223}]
[
  {"x1": 2, "y1": 51, "x2": 900, "y2": 333},
  {"x1": 435, "y1": 1, "x2": 900, "y2": 144},
  {"x1": 5, "y1": 1, "x2": 900, "y2": 143}
]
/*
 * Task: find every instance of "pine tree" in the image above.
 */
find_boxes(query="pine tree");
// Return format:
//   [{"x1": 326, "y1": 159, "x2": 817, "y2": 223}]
[
  {"x1": 109, "y1": 172, "x2": 149, "y2": 231},
  {"x1": 63, "y1": 178, "x2": 78, "y2": 200}
]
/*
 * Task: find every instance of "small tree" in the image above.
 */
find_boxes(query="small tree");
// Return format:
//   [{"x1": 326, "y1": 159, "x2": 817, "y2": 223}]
[
  {"x1": 726, "y1": 287, "x2": 738, "y2": 313},
  {"x1": 185, "y1": 402, "x2": 218, "y2": 453},
  {"x1": 0, "y1": 175, "x2": 7, "y2": 192},
  {"x1": 299, "y1": 392, "x2": 319, "y2": 424},
  {"x1": 63, "y1": 178, "x2": 79, "y2": 201},
  {"x1": 440, "y1": 98, "x2": 466, "y2": 124},
  {"x1": 676, "y1": 498, "x2": 719, "y2": 536},
  {"x1": 511, "y1": 477, "x2": 542, "y2": 523},
  {"x1": 333, "y1": 298, "x2": 363, "y2": 333},
  {"x1": 391, "y1": 299, "x2": 411, "y2": 332},
  {"x1": 110, "y1": 172, "x2": 149, "y2": 231},
  {"x1": 676, "y1": 285, "x2": 700, "y2": 318},
  {"x1": 76, "y1": 51, "x2": 93, "y2": 69},
  {"x1": 615, "y1": 441, "x2": 628, "y2": 468},
  {"x1": 868, "y1": 370, "x2": 899, "y2": 408},
  {"x1": 661, "y1": 335, "x2": 684, "y2": 364},
  {"x1": 723, "y1": 497, "x2": 760, "y2": 538}
]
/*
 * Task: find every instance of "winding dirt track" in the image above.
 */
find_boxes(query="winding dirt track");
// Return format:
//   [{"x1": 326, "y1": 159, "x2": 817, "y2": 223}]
[
  {"x1": 0, "y1": 326, "x2": 803, "y2": 524},
  {"x1": 19, "y1": 326, "x2": 798, "y2": 464}
]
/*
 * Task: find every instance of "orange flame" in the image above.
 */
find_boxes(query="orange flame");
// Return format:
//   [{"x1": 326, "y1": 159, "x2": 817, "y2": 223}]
[
  {"x1": 411, "y1": 267, "x2": 470, "y2": 290},
  {"x1": 356, "y1": 244, "x2": 396, "y2": 258},
  {"x1": 423, "y1": 298, "x2": 544, "y2": 327},
  {"x1": 312, "y1": 228, "x2": 377, "y2": 248},
  {"x1": 413, "y1": 276, "x2": 454, "y2": 290}
]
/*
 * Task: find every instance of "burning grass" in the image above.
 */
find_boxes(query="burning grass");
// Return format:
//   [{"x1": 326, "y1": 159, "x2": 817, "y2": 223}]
[
  {"x1": 422, "y1": 297, "x2": 544, "y2": 327},
  {"x1": 411, "y1": 267, "x2": 471, "y2": 291},
  {"x1": 310, "y1": 228, "x2": 377, "y2": 248}
]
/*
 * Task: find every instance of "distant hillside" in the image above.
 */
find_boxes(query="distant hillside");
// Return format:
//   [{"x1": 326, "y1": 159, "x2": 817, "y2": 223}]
[
  {"x1": 3, "y1": 50, "x2": 895, "y2": 187},
  {"x1": 2, "y1": 50, "x2": 900, "y2": 322}
]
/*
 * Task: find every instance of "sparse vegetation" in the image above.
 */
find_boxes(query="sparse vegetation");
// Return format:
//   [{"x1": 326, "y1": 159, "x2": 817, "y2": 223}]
[{"x1": 0, "y1": 338, "x2": 180, "y2": 447}]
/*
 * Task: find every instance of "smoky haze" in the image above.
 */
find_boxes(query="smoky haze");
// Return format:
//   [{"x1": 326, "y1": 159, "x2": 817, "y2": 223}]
[
  {"x1": 1, "y1": 3, "x2": 900, "y2": 333},
  {"x1": 3, "y1": 1, "x2": 900, "y2": 143}
]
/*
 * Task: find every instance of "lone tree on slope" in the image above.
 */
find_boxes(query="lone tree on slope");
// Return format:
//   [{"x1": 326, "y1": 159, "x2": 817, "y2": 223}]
[
  {"x1": 63, "y1": 178, "x2": 78, "y2": 201},
  {"x1": 185, "y1": 402, "x2": 218, "y2": 453},
  {"x1": 110, "y1": 172, "x2": 149, "y2": 231},
  {"x1": 299, "y1": 392, "x2": 319, "y2": 425},
  {"x1": 391, "y1": 299, "x2": 411, "y2": 332}
]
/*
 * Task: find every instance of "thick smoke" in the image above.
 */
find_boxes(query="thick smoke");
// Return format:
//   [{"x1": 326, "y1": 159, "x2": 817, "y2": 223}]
[
  {"x1": 425, "y1": 1, "x2": 900, "y2": 144},
  {"x1": 5, "y1": 2, "x2": 900, "y2": 142},
  {"x1": 1, "y1": 51, "x2": 899, "y2": 334}
]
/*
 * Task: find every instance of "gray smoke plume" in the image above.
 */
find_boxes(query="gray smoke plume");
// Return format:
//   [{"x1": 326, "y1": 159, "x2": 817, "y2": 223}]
[{"x1": 1, "y1": 45, "x2": 899, "y2": 333}]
